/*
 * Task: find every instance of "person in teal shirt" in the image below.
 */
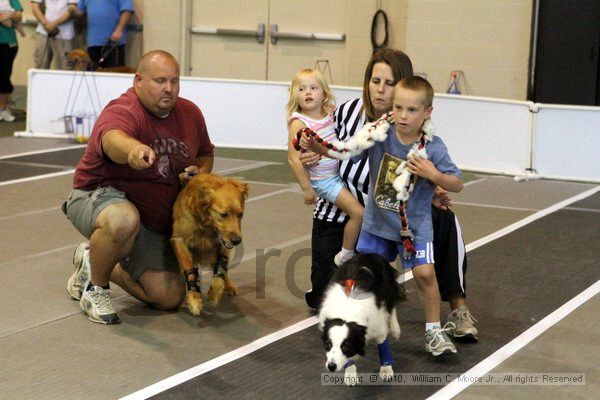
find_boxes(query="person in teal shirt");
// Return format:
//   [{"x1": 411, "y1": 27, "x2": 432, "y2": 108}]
[{"x1": 0, "y1": 0, "x2": 22, "y2": 122}]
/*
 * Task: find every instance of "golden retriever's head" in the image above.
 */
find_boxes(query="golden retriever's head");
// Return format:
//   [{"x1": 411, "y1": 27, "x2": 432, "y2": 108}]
[
  {"x1": 65, "y1": 48, "x2": 91, "y2": 71},
  {"x1": 187, "y1": 174, "x2": 248, "y2": 249}
]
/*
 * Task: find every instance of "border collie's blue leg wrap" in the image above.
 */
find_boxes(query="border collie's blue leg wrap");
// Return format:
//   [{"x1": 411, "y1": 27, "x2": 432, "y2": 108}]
[
  {"x1": 378, "y1": 339, "x2": 394, "y2": 366},
  {"x1": 343, "y1": 359, "x2": 355, "y2": 369}
]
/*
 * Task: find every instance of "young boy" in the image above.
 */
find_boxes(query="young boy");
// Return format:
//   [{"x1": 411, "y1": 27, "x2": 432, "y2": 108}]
[{"x1": 355, "y1": 76, "x2": 464, "y2": 356}]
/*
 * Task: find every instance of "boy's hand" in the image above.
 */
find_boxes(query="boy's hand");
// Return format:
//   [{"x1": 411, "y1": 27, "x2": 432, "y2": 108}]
[
  {"x1": 303, "y1": 187, "x2": 317, "y2": 205},
  {"x1": 407, "y1": 155, "x2": 437, "y2": 180}
]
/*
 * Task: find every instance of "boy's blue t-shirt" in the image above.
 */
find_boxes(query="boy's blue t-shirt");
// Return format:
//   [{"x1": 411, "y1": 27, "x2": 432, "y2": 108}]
[
  {"x1": 356, "y1": 125, "x2": 461, "y2": 243},
  {"x1": 78, "y1": 0, "x2": 134, "y2": 47}
]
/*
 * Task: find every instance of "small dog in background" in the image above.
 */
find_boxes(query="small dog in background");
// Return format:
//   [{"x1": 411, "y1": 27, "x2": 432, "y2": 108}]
[
  {"x1": 171, "y1": 173, "x2": 248, "y2": 316},
  {"x1": 65, "y1": 49, "x2": 136, "y2": 73},
  {"x1": 319, "y1": 253, "x2": 402, "y2": 386}
]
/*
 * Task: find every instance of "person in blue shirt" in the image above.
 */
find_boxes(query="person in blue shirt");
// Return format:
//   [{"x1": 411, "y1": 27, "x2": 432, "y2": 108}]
[
  {"x1": 69, "y1": 0, "x2": 133, "y2": 68},
  {"x1": 355, "y1": 76, "x2": 464, "y2": 356}
]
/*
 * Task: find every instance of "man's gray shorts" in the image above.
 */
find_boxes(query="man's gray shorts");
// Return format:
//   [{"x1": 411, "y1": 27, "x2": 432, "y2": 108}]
[{"x1": 65, "y1": 186, "x2": 179, "y2": 281}]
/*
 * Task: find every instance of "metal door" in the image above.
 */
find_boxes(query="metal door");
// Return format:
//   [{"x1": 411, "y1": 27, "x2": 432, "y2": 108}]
[{"x1": 188, "y1": 0, "x2": 348, "y2": 83}]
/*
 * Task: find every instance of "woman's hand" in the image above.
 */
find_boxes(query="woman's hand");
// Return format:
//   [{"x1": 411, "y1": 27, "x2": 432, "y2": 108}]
[
  {"x1": 432, "y1": 186, "x2": 452, "y2": 210},
  {"x1": 299, "y1": 150, "x2": 321, "y2": 168}
]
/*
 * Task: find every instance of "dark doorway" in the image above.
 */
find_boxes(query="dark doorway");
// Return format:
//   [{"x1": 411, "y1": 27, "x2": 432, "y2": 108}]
[{"x1": 531, "y1": 0, "x2": 600, "y2": 105}]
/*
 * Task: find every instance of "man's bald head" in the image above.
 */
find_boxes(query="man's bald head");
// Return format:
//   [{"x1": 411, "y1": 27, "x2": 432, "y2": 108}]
[
  {"x1": 133, "y1": 50, "x2": 181, "y2": 117},
  {"x1": 136, "y1": 50, "x2": 180, "y2": 76}
]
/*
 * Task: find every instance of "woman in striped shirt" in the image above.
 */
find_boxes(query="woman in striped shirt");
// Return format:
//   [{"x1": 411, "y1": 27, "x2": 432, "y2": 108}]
[{"x1": 302, "y1": 48, "x2": 477, "y2": 342}]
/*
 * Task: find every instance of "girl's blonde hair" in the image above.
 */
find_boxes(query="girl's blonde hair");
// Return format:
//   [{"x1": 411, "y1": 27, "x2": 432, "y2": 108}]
[{"x1": 286, "y1": 68, "x2": 335, "y2": 119}]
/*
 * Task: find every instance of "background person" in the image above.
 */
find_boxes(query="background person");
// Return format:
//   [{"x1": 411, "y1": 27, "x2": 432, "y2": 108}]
[
  {"x1": 31, "y1": 0, "x2": 78, "y2": 69},
  {"x1": 0, "y1": 0, "x2": 22, "y2": 122},
  {"x1": 70, "y1": 0, "x2": 133, "y2": 68}
]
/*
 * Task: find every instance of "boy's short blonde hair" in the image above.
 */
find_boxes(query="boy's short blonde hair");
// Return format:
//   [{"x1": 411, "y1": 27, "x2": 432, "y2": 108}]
[
  {"x1": 286, "y1": 68, "x2": 335, "y2": 119},
  {"x1": 396, "y1": 76, "x2": 434, "y2": 108}
]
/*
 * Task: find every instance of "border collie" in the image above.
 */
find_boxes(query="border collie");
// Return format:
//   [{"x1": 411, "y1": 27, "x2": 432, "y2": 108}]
[{"x1": 319, "y1": 253, "x2": 402, "y2": 386}]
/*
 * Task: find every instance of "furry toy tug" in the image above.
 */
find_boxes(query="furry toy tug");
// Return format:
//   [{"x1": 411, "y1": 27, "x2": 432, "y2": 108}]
[
  {"x1": 319, "y1": 253, "x2": 403, "y2": 386},
  {"x1": 295, "y1": 112, "x2": 435, "y2": 259},
  {"x1": 171, "y1": 173, "x2": 248, "y2": 316}
]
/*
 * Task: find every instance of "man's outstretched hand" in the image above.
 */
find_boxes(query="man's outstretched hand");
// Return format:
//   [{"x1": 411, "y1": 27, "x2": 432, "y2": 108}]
[{"x1": 128, "y1": 144, "x2": 155, "y2": 170}]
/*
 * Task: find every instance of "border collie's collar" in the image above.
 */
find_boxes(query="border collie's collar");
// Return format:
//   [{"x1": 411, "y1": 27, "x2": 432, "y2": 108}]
[{"x1": 343, "y1": 280, "x2": 372, "y2": 300}]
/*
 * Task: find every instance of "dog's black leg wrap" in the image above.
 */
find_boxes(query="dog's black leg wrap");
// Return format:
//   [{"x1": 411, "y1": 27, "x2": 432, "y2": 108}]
[
  {"x1": 213, "y1": 255, "x2": 228, "y2": 279},
  {"x1": 184, "y1": 268, "x2": 200, "y2": 292}
]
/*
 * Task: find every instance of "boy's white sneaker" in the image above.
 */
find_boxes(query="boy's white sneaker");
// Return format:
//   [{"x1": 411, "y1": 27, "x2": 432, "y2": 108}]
[{"x1": 425, "y1": 322, "x2": 457, "y2": 356}]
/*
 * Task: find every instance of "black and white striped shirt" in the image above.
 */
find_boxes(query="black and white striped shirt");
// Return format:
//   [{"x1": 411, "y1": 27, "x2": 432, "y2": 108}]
[{"x1": 313, "y1": 98, "x2": 370, "y2": 223}]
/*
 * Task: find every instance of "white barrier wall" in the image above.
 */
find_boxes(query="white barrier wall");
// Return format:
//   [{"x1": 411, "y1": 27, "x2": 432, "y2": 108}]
[
  {"x1": 533, "y1": 104, "x2": 600, "y2": 182},
  {"x1": 16, "y1": 69, "x2": 600, "y2": 182},
  {"x1": 433, "y1": 95, "x2": 532, "y2": 176}
]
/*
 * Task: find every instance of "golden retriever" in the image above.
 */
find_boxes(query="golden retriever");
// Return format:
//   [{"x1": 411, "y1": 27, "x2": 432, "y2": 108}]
[
  {"x1": 65, "y1": 48, "x2": 137, "y2": 73},
  {"x1": 171, "y1": 173, "x2": 248, "y2": 316}
]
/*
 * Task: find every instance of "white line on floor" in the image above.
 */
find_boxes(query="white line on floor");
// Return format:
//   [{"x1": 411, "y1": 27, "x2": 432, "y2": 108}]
[
  {"x1": 119, "y1": 318, "x2": 319, "y2": 400},
  {"x1": 0, "y1": 244, "x2": 77, "y2": 268},
  {"x1": 120, "y1": 184, "x2": 600, "y2": 400},
  {"x1": 0, "y1": 169, "x2": 75, "y2": 187},
  {"x1": 218, "y1": 161, "x2": 279, "y2": 175},
  {"x1": 243, "y1": 180, "x2": 295, "y2": 188},
  {"x1": 0, "y1": 159, "x2": 75, "y2": 170},
  {"x1": 0, "y1": 234, "x2": 313, "y2": 338},
  {"x1": 0, "y1": 144, "x2": 86, "y2": 160},
  {"x1": 0, "y1": 160, "x2": 278, "y2": 187},
  {"x1": 0, "y1": 186, "x2": 297, "y2": 224},
  {"x1": 466, "y1": 185, "x2": 600, "y2": 252},
  {"x1": 246, "y1": 187, "x2": 297, "y2": 203},
  {"x1": 464, "y1": 177, "x2": 487, "y2": 187},
  {"x1": 427, "y1": 280, "x2": 600, "y2": 400},
  {"x1": 0, "y1": 206, "x2": 61, "y2": 222},
  {"x1": 453, "y1": 201, "x2": 538, "y2": 212},
  {"x1": 564, "y1": 206, "x2": 600, "y2": 214}
]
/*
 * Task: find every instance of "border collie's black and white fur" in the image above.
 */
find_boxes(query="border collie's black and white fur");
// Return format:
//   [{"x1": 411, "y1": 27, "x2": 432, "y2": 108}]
[{"x1": 319, "y1": 253, "x2": 402, "y2": 385}]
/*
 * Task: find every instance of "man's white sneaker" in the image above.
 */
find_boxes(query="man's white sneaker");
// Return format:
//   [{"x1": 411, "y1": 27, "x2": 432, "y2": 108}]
[
  {"x1": 66, "y1": 243, "x2": 91, "y2": 300},
  {"x1": 80, "y1": 285, "x2": 121, "y2": 324}
]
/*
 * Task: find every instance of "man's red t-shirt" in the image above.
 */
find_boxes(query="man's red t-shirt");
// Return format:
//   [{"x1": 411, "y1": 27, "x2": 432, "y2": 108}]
[{"x1": 73, "y1": 88, "x2": 214, "y2": 233}]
